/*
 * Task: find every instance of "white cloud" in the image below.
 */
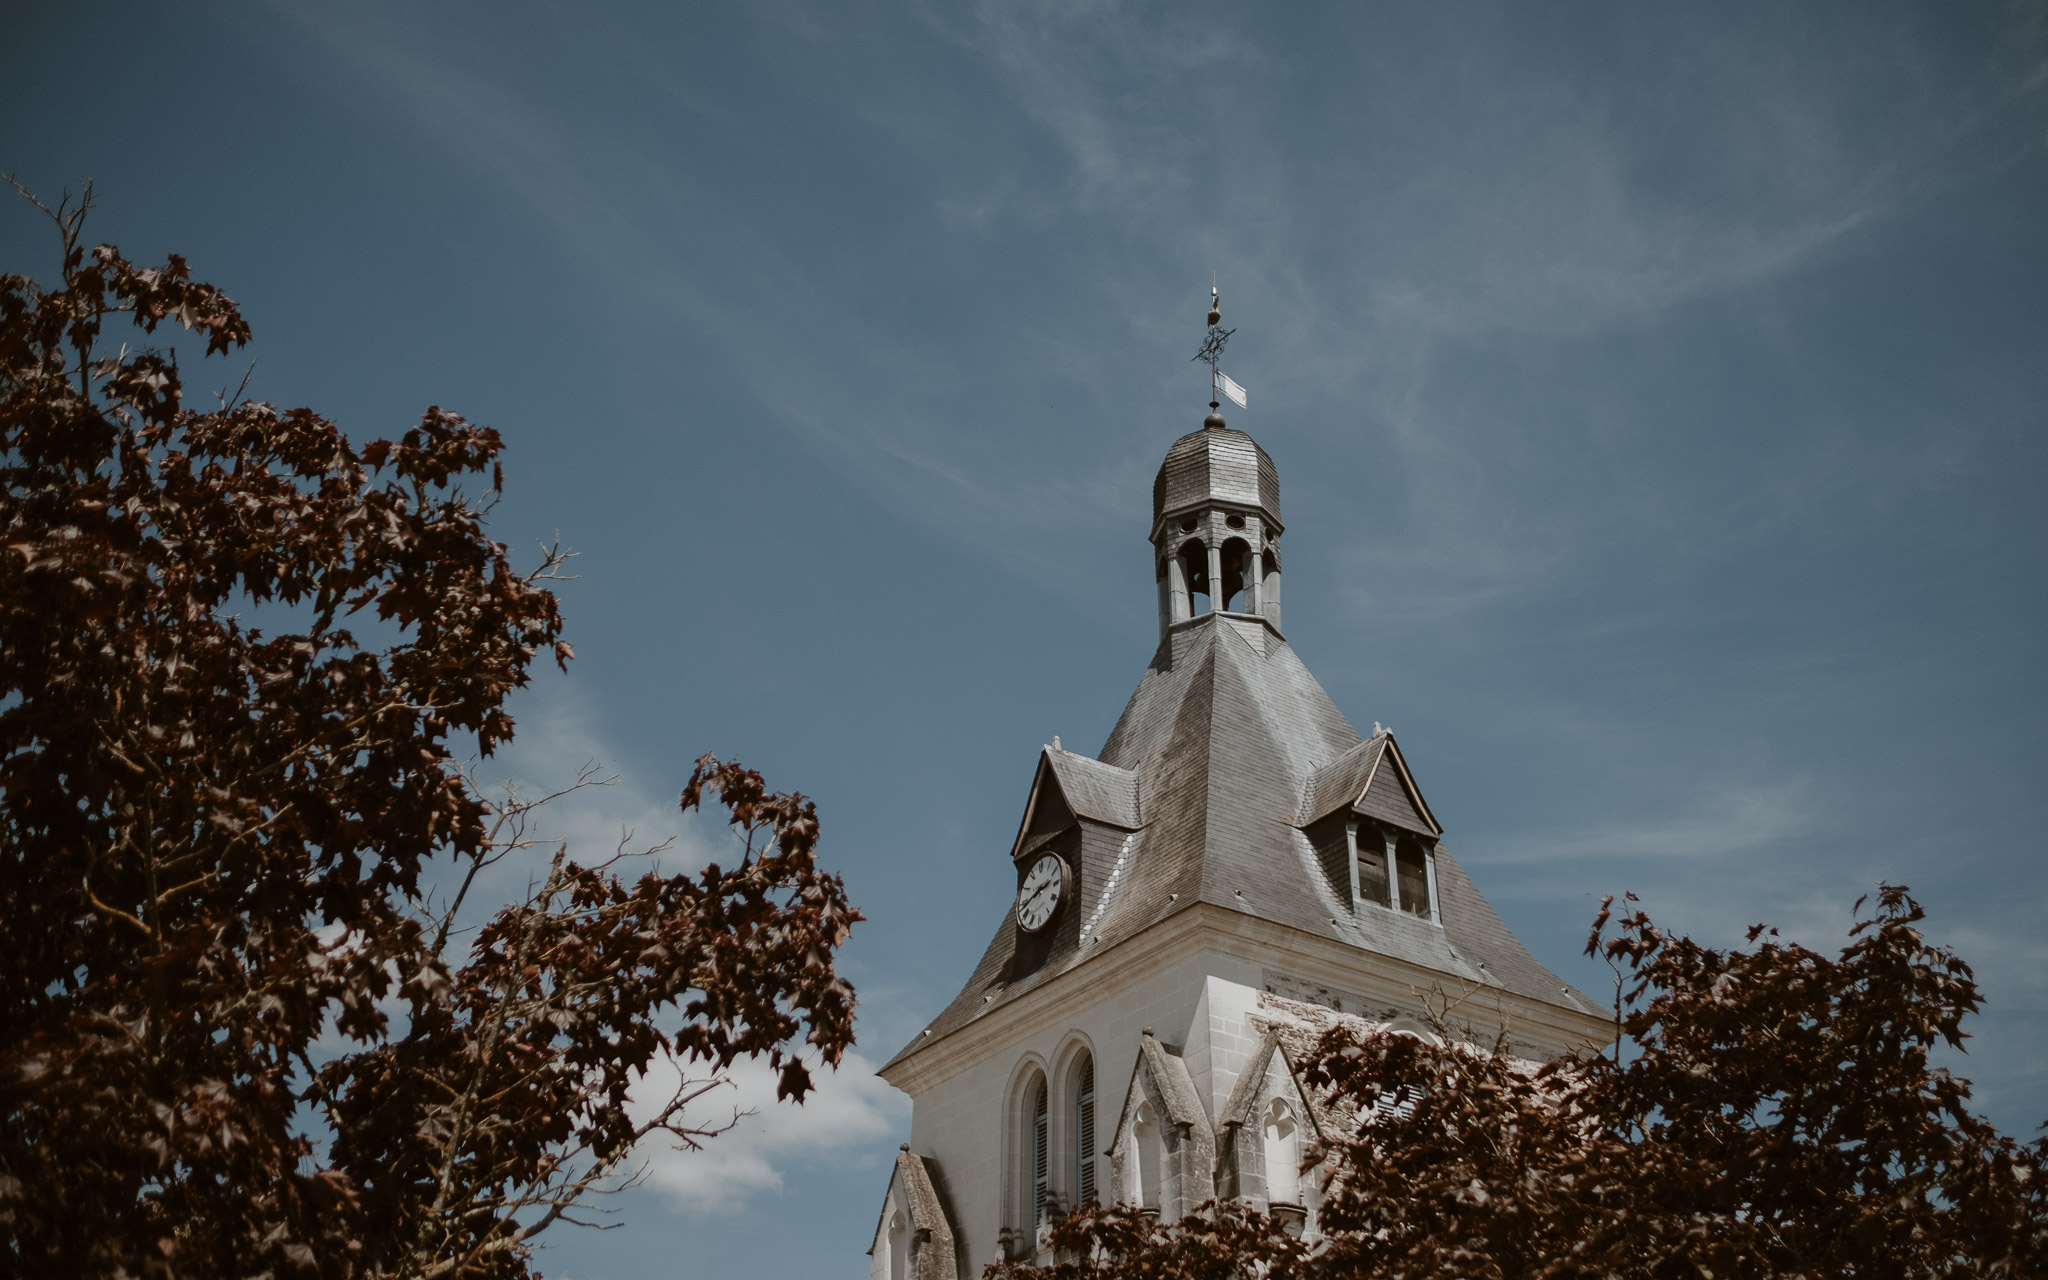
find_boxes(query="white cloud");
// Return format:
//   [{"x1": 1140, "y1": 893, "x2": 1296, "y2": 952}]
[
  {"x1": 630, "y1": 1048, "x2": 904, "y2": 1216},
  {"x1": 481, "y1": 680, "x2": 907, "y2": 1215},
  {"x1": 487, "y1": 678, "x2": 707, "y2": 875},
  {"x1": 1485, "y1": 777, "x2": 1815, "y2": 866}
]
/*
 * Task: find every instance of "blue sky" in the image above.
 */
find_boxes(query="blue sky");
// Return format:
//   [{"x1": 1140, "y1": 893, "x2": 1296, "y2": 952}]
[{"x1": 6, "y1": 2, "x2": 2046, "y2": 1275}]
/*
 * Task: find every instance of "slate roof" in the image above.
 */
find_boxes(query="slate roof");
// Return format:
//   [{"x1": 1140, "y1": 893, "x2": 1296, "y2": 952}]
[
  {"x1": 1152, "y1": 424, "x2": 1281, "y2": 527},
  {"x1": 884, "y1": 611, "x2": 1607, "y2": 1073},
  {"x1": 1041, "y1": 750, "x2": 1141, "y2": 832}
]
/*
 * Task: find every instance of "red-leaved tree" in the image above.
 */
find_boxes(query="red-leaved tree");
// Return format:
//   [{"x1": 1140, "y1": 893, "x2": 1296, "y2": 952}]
[
  {"x1": 0, "y1": 183, "x2": 860, "y2": 1279},
  {"x1": 995, "y1": 887, "x2": 2047, "y2": 1279}
]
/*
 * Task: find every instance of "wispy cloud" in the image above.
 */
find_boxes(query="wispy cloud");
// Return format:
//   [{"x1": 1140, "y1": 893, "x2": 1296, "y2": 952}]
[
  {"x1": 629, "y1": 1048, "x2": 904, "y2": 1215},
  {"x1": 1487, "y1": 777, "x2": 1816, "y2": 866}
]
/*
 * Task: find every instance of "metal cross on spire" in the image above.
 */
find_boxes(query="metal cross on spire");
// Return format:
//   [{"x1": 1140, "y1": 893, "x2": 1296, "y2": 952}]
[{"x1": 1192, "y1": 283, "x2": 1247, "y2": 416}]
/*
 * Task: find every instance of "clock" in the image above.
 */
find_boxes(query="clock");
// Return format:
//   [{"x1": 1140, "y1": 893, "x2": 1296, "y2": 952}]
[{"x1": 1016, "y1": 853, "x2": 1067, "y2": 933}]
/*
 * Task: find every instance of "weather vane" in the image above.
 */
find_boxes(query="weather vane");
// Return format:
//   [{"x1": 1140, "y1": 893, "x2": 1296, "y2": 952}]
[{"x1": 1192, "y1": 282, "x2": 1246, "y2": 417}]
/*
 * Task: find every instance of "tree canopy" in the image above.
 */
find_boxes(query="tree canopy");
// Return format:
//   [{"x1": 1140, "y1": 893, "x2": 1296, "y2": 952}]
[
  {"x1": 995, "y1": 887, "x2": 2047, "y2": 1279},
  {"x1": 0, "y1": 185, "x2": 860, "y2": 1280}
]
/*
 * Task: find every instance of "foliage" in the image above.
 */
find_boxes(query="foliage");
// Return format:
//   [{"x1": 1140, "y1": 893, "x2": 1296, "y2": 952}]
[
  {"x1": 0, "y1": 184, "x2": 860, "y2": 1279},
  {"x1": 993, "y1": 887, "x2": 2046, "y2": 1279}
]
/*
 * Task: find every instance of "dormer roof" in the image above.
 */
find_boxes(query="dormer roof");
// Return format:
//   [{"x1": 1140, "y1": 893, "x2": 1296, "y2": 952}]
[
  {"x1": 1008, "y1": 748, "x2": 1141, "y2": 861},
  {"x1": 1300, "y1": 734, "x2": 1442, "y2": 836}
]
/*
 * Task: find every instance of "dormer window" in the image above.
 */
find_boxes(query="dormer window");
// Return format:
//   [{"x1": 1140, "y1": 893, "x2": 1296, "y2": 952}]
[
  {"x1": 1340, "y1": 821, "x2": 1440, "y2": 924},
  {"x1": 1394, "y1": 835, "x2": 1432, "y2": 920},
  {"x1": 1355, "y1": 831, "x2": 1391, "y2": 909}
]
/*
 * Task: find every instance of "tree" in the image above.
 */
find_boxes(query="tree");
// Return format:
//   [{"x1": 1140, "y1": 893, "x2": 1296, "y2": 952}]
[
  {"x1": 0, "y1": 184, "x2": 861, "y2": 1279},
  {"x1": 994, "y1": 887, "x2": 2047, "y2": 1279}
]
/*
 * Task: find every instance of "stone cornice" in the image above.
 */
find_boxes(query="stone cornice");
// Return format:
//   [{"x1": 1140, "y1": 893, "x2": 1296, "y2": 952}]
[{"x1": 879, "y1": 901, "x2": 1615, "y2": 1096}]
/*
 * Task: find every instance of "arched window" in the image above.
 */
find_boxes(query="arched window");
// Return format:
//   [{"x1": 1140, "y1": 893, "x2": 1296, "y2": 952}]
[
  {"x1": 1132, "y1": 1100, "x2": 1162, "y2": 1211},
  {"x1": 1032, "y1": 1077, "x2": 1050, "y2": 1227},
  {"x1": 1365, "y1": 1082, "x2": 1424, "y2": 1124},
  {"x1": 1363, "y1": 1033, "x2": 1426, "y2": 1127},
  {"x1": 886, "y1": 1210, "x2": 908, "y2": 1280},
  {"x1": 1074, "y1": 1055, "x2": 1097, "y2": 1205},
  {"x1": 1178, "y1": 539, "x2": 1210, "y2": 615},
  {"x1": 1262, "y1": 1097, "x2": 1301, "y2": 1207}
]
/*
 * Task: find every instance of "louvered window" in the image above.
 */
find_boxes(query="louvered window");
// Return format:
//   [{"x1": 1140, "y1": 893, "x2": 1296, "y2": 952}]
[
  {"x1": 1356, "y1": 835, "x2": 1391, "y2": 908},
  {"x1": 1032, "y1": 1079, "x2": 1049, "y2": 1225},
  {"x1": 1367, "y1": 1083, "x2": 1424, "y2": 1124},
  {"x1": 1395, "y1": 838, "x2": 1431, "y2": 918},
  {"x1": 1076, "y1": 1057, "x2": 1097, "y2": 1204}
]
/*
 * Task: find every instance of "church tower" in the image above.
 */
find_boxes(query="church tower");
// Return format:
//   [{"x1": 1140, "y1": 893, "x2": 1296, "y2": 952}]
[{"x1": 867, "y1": 300, "x2": 1612, "y2": 1278}]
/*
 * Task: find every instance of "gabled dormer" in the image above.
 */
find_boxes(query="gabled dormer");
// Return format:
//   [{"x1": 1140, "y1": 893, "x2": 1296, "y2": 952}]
[
  {"x1": 1003, "y1": 747, "x2": 1142, "y2": 985},
  {"x1": 1299, "y1": 732, "x2": 1445, "y2": 925}
]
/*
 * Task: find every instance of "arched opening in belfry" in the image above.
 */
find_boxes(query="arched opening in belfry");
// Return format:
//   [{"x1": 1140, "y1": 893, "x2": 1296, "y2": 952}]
[
  {"x1": 1261, "y1": 549, "x2": 1282, "y2": 626},
  {"x1": 1177, "y1": 539, "x2": 1210, "y2": 615},
  {"x1": 1220, "y1": 537, "x2": 1254, "y2": 613}
]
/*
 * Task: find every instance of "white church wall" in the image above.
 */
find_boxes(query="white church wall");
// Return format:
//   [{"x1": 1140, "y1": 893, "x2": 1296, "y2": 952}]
[
  {"x1": 885, "y1": 904, "x2": 1615, "y2": 1267},
  {"x1": 1184, "y1": 970, "x2": 1266, "y2": 1122},
  {"x1": 899, "y1": 945, "x2": 1223, "y2": 1265}
]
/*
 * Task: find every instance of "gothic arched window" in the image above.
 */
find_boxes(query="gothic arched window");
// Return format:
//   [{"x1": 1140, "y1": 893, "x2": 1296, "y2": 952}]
[
  {"x1": 1132, "y1": 1100, "x2": 1163, "y2": 1212},
  {"x1": 1031, "y1": 1077, "x2": 1050, "y2": 1227},
  {"x1": 886, "y1": 1210, "x2": 908, "y2": 1280},
  {"x1": 1262, "y1": 1097, "x2": 1301, "y2": 1207},
  {"x1": 1073, "y1": 1054, "x2": 1097, "y2": 1205}
]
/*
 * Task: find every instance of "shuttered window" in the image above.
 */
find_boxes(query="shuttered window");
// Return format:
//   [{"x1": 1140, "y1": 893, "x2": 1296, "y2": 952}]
[
  {"x1": 1395, "y1": 838, "x2": 1431, "y2": 918},
  {"x1": 1076, "y1": 1057, "x2": 1096, "y2": 1204},
  {"x1": 1032, "y1": 1079, "x2": 1049, "y2": 1225},
  {"x1": 1356, "y1": 838, "x2": 1391, "y2": 908}
]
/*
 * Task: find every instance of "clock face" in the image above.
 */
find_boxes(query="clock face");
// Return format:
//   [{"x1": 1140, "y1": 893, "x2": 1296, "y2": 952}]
[{"x1": 1016, "y1": 853, "x2": 1065, "y2": 933}]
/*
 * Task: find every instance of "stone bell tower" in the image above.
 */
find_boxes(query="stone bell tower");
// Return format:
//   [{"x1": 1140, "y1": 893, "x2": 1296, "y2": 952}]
[{"x1": 866, "y1": 296, "x2": 1613, "y2": 1279}]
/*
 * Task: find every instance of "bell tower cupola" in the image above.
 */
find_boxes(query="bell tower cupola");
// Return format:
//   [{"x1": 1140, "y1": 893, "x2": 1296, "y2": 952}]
[{"x1": 1152, "y1": 288, "x2": 1283, "y2": 637}]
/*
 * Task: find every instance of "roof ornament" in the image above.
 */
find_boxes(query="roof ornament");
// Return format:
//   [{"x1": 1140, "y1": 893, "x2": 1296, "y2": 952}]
[{"x1": 1192, "y1": 279, "x2": 1246, "y2": 428}]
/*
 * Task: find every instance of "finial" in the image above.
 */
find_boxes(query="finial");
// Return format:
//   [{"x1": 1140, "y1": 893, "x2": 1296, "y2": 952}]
[
  {"x1": 1193, "y1": 282, "x2": 1246, "y2": 421},
  {"x1": 1052, "y1": 735, "x2": 1061, "y2": 750},
  {"x1": 1187, "y1": 278, "x2": 1245, "y2": 419}
]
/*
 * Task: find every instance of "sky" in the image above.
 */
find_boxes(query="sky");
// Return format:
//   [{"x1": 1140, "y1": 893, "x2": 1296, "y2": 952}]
[{"x1": 5, "y1": 1, "x2": 2047, "y2": 1275}]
